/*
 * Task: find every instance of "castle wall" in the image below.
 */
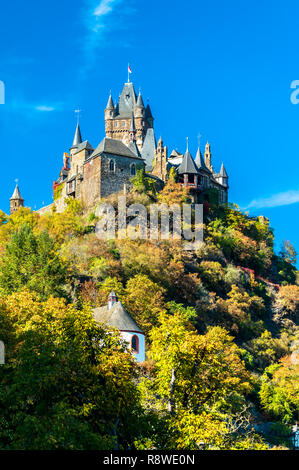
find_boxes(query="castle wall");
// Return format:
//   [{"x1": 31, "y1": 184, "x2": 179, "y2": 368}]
[
  {"x1": 80, "y1": 156, "x2": 102, "y2": 209},
  {"x1": 99, "y1": 154, "x2": 143, "y2": 199}
]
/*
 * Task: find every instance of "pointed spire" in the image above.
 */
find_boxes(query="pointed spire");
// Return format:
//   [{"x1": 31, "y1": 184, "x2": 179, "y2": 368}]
[
  {"x1": 145, "y1": 103, "x2": 153, "y2": 119},
  {"x1": 10, "y1": 183, "x2": 23, "y2": 200},
  {"x1": 178, "y1": 147, "x2": 199, "y2": 175},
  {"x1": 219, "y1": 162, "x2": 228, "y2": 177},
  {"x1": 195, "y1": 146, "x2": 210, "y2": 172},
  {"x1": 105, "y1": 92, "x2": 114, "y2": 110},
  {"x1": 136, "y1": 89, "x2": 144, "y2": 108},
  {"x1": 72, "y1": 122, "x2": 82, "y2": 148}
]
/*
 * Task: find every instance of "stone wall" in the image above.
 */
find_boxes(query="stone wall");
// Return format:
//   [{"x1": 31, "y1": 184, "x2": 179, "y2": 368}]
[
  {"x1": 99, "y1": 153, "x2": 143, "y2": 199},
  {"x1": 80, "y1": 156, "x2": 102, "y2": 209}
]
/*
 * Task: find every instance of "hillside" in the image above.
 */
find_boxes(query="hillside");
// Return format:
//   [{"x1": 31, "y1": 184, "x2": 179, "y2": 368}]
[{"x1": 0, "y1": 174, "x2": 298, "y2": 450}]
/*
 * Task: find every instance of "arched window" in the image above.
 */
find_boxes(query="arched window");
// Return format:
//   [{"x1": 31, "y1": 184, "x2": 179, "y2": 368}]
[
  {"x1": 131, "y1": 335, "x2": 139, "y2": 353},
  {"x1": 131, "y1": 163, "x2": 136, "y2": 176},
  {"x1": 109, "y1": 159, "x2": 115, "y2": 172}
]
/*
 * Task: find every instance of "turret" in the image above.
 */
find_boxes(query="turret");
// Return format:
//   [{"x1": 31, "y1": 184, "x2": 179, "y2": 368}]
[
  {"x1": 10, "y1": 184, "x2": 24, "y2": 214},
  {"x1": 135, "y1": 90, "x2": 145, "y2": 118},
  {"x1": 152, "y1": 137, "x2": 168, "y2": 182},
  {"x1": 217, "y1": 163, "x2": 229, "y2": 187},
  {"x1": 105, "y1": 92, "x2": 115, "y2": 120},
  {"x1": 177, "y1": 143, "x2": 200, "y2": 190},
  {"x1": 71, "y1": 122, "x2": 82, "y2": 151},
  {"x1": 195, "y1": 146, "x2": 210, "y2": 172},
  {"x1": 204, "y1": 141, "x2": 213, "y2": 171}
]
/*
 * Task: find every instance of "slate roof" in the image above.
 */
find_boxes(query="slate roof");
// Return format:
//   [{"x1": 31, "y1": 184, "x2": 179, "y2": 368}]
[
  {"x1": 93, "y1": 301, "x2": 143, "y2": 333},
  {"x1": 116, "y1": 82, "x2": 137, "y2": 118},
  {"x1": 136, "y1": 91, "x2": 145, "y2": 108},
  {"x1": 105, "y1": 93, "x2": 114, "y2": 110},
  {"x1": 73, "y1": 140, "x2": 94, "y2": 155},
  {"x1": 219, "y1": 162, "x2": 228, "y2": 177},
  {"x1": 72, "y1": 122, "x2": 82, "y2": 148},
  {"x1": 89, "y1": 137, "x2": 144, "y2": 160},
  {"x1": 141, "y1": 128, "x2": 157, "y2": 171},
  {"x1": 178, "y1": 149, "x2": 200, "y2": 174},
  {"x1": 10, "y1": 184, "x2": 23, "y2": 200},
  {"x1": 195, "y1": 147, "x2": 210, "y2": 173}
]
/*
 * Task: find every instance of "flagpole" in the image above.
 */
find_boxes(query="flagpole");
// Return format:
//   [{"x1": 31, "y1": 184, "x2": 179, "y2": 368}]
[{"x1": 128, "y1": 63, "x2": 130, "y2": 83}]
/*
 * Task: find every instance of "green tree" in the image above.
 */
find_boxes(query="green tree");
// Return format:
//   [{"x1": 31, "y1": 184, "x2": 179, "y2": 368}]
[
  {"x1": 0, "y1": 291, "x2": 142, "y2": 449},
  {"x1": 0, "y1": 224, "x2": 68, "y2": 299}
]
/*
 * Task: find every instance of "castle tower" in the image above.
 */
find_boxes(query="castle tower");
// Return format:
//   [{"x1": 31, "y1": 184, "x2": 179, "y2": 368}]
[
  {"x1": 204, "y1": 142, "x2": 213, "y2": 171},
  {"x1": 104, "y1": 81, "x2": 154, "y2": 152},
  {"x1": 10, "y1": 183, "x2": 24, "y2": 214},
  {"x1": 216, "y1": 163, "x2": 229, "y2": 187},
  {"x1": 70, "y1": 122, "x2": 83, "y2": 155},
  {"x1": 104, "y1": 92, "x2": 115, "y2": 139},
  {"x1": 152, "y1": 137, "x2": 168, "y2": 182}
]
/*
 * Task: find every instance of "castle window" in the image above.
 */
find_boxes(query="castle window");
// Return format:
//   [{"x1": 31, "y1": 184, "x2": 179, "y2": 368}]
[
  {"x1": 122, "y1": 121, "x2": 126, "y2": 128},
  {"x1": 130, "y1": 163, "x2": 136, "y2": 176},
  {"x1": 109, "y1": 159, "x2": 116, "y2": 172},
  {"x1": 115, "y1": 121, "x2": 118, "y2": 128},
  {"x1": 131, "y1": 335, "x2": 139, "y2": 353}
]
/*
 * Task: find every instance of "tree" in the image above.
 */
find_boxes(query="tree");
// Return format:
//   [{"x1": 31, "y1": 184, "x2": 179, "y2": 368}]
[
  {"x1": 123, "y1": 274, "x2": 166, "y2": 334},
  {"x1": 0, "y1": 291, "x2": 142, "y2": 449},
  {"x1": 131, "y1": 169, "x2": 156, "y2": 197},
  {"x1": 274, "y1": 285, "x2": 299, "y2": 325},
  {"x1": 0, "y1": 224, "x2": 68, "y2": 299},
  {"x1": 279, "y1": 240, "x2": 297, "y2": 266},
  {"x1": 259, "y1": 359, "x2": 299, "y2": 424}
]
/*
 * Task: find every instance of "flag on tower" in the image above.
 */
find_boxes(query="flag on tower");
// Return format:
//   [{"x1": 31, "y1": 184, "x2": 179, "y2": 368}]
[{"x1": 128, "y1": 64, "x2": 132, "y2": 82}]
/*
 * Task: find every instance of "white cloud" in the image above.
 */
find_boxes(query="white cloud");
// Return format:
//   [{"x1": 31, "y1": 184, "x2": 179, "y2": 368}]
[
  {"x1": 35, "y1": 105, "x2": 55, "y2": 112},
  {"x1": 244, "y1": 189, "x2": 299, "y2": 209},
  {"x1": 6, "y1": 99, "x2": 65, "y2": 115},
  {"x1": 81, "y1": 0, "x2": 131, "y2": 74}
]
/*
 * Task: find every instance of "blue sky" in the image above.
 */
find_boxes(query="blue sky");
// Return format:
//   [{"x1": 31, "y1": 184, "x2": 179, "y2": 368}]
[{"x1": 0, "y1": 0, "x2": 299, "y2": 261}]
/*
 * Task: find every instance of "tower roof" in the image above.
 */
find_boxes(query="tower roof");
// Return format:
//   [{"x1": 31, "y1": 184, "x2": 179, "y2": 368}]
[
  {"x1": 136, "y1": 90, "x2": 145, "y2": 108},
  {"x1": 117, "y1": 82, "x2": 137, "y2": 118},
  {"x1": 105, "y1": 93, "x2": 114, "y2": 110},
  {"x1": 89, "y1": 137, "x2": 143, "y2": 160},
  {"x1": 93, "y1": 301, "x2": 143, "y2": 333},
  {"x1": 145, "y1": 103, "x2": 153, "y2": 119},
  {"x1": 10, "y1": 184, "x2": 23, "y2": 201},
  {"x1": 72, "y1": 122, "x2": 83, "y2": 148},
  {"x1": 195, "y1": 147, "x2": 210, "y2": 173},
  {"x1": 219, "y1": 162, "x2": 228, "y2": 177},
  {"x1": 178, "y1": 149, "x2": 199, "y2": 174}
]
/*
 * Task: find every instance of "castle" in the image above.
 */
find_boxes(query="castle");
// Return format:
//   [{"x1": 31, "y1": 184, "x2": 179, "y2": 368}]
[{"x1": 9, "y1": 77, "x2": 229, "y2": 215}]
